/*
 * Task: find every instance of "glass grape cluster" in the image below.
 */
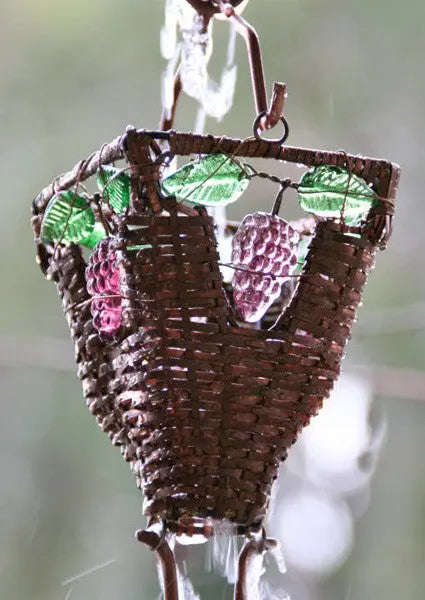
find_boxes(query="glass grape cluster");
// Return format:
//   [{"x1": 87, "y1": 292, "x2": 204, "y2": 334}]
[
  {"x1": 85, "y1": 237, "x2": 123, "y2": 337},
  {"x1": 231, "y1": 212, "x2": 299, "y2": 322}
]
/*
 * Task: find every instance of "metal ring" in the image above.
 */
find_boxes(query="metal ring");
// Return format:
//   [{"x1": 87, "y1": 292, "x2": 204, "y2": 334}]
[{"x1": 253, "y1": 111, "x2": 289, "y2": 145}]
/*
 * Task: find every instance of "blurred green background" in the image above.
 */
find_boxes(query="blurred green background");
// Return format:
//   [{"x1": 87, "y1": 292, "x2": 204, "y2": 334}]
[{"x1": 1, "y1": 0, "x2": 425, "y2": 598}]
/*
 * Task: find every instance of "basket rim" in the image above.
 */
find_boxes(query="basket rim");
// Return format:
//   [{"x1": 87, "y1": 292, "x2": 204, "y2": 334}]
[{"x1": 32, "y1": 127, "x2": 401, "y2": 220}]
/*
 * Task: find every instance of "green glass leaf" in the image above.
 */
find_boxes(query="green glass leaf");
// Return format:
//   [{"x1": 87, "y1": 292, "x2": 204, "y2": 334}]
[
  {"x1": 80, "y1": 221, "x2": 108, "y2": 249},
  {"x1": 161, "y1": 153, "x2": 250, "y2": 206},
  {"x1": 294, "y1": 234, "x2": 312, "y2": 273},
  {"x1": 298, "y1": 166, "x2": 378, "y2": 220},
  {"x1": 41, "y1": 191, "x2": 95, "y2": 244},
  {"x1": 97, "y1": 166, "x2": 130, "y2": 214}
]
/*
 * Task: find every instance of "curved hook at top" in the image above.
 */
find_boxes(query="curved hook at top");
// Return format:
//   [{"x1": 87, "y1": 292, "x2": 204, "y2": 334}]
[{"x1": 185, "y1": 0, "x2": 248, "y2": 18}]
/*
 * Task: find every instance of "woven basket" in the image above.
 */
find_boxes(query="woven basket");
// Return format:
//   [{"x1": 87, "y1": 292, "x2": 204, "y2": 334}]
[{"x1": 32, "y1": 128, "x2": 400, "y2": 529}]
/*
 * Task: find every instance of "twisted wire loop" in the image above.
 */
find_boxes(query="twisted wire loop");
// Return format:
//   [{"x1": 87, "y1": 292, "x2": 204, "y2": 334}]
[{"x1": 31, "y1": 128, "x2": 399, "y2": 599}]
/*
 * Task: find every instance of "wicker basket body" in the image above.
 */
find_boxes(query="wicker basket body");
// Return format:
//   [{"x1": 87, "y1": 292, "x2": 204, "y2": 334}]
[
  {"x1": 47, "y1": 210, "x2": 375, "y2": 526},
  {"x1": 33, "y1": 129, "x2": 399, "y2": 528}
]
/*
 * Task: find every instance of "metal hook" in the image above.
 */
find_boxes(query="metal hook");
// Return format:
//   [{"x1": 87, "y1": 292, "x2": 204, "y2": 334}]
[
  {"x1": 165, "y1": 1, "x2": 289, "y2": 138},
  {"x1": 137, "y1": 523, "x2": 179, "y2": 600},
  {"x1": 215, "y1": 2, "x2": 288, "y2": 136},
  {"x1": 185, "y1": 0, "x2": 247, "y2": 18},
  {"x1": 216, "y1": 1, "x2": 268, "y2": 117}
]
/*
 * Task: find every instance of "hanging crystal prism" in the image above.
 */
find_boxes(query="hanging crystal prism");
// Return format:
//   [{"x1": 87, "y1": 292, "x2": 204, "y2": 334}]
[{"x1": 160, "y1": 0, "x2": 237, "y2": 121}]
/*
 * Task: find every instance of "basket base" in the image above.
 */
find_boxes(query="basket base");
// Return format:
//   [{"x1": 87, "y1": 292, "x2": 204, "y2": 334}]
[{"x1": 137, "y1": 520, "x2": 278, "y2": 600}]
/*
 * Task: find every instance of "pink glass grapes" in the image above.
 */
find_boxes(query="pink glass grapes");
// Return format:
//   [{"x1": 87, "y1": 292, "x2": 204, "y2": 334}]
[
  {"x1": 85, "y1": 238, "x2": 122, "y2": 337},
  {"x1": 231, "y1": 212, "x2": 299, "y2": 322}
]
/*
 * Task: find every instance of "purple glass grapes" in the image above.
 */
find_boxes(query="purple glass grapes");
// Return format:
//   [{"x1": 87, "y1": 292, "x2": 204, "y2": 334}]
[
  {"x1": 231, "y1": 212, "x2": 299, "y2": 322},
  {"x1": 85, "y1": 237, "x2": 122, "y2": 337}
]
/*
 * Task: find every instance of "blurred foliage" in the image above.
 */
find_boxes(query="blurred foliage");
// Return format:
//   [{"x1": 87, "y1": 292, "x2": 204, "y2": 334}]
[{"x1": 1, "y1": 0, "x2": 425, "y2": 598}]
